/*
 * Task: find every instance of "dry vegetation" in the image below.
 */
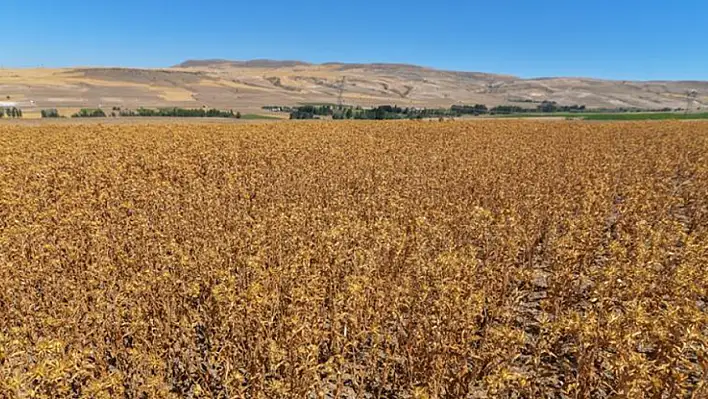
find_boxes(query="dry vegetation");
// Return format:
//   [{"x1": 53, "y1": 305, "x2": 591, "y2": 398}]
[{"x1": 0, "y1": 121, "x2": 707, "y2": 398}]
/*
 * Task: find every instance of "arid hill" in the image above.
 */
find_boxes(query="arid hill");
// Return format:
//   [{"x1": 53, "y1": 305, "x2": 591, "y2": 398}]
[{"x1": 1, "y1": 60, "x2": 706, "y2": 115}]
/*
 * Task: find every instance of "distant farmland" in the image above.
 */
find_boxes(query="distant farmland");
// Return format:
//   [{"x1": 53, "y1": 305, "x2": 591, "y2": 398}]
[
  {"x1": 582, "y1": 112, "x2": 708, "y2": 120},
  {"x1": 494, "y1": 112, "x2": 708, "y2": 120}
]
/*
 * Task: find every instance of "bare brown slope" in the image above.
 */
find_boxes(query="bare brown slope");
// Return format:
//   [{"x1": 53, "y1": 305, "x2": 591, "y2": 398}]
[{"x1": 1, "y1": 61, "x2": 706, "y2": 115}]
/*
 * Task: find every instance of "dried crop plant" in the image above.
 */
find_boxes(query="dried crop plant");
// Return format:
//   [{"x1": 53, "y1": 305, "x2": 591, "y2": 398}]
[{"x1": 0, "y1": 121, "x2": 706, "y2": 398}]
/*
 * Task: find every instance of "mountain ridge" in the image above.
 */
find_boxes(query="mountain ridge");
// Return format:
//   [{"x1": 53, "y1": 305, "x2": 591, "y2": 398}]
[{"x1": 174, "y1": 59, "x2": 705, "y2": 83}]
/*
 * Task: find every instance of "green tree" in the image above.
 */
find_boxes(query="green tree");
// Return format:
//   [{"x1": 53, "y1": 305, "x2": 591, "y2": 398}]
[
  {"x1": 42, "y1": 109, "x2": 61, "y2": 118},
  {"x1": 72, "y1": 108, "x2": 106, "y2": 118},
  {"x1": 236, "y1": 112, "x2": 242, "y2": 119},
  {"x1": 345, "y1": 108, "x2": 353, "y2": 119}
]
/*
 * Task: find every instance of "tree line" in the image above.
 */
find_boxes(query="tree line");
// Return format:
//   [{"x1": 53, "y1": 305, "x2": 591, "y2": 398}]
[
  {"x1": 290, "y1": 105, "x2": 459, "y2": 120},
  {"x1": 121, "y1": 108, "x2": 241, "y2": 118},
  {"x1": 26, "y1": 102, "x2": 692, "y2": 120},
  {"x1": 72, "y1": 109, "x2": 107, "y2": 118},
  {"x1": 67, "y1": 107, "x2": 242, "y2": 119},
  {"x1": 285, "y1": 101, "x2": 684, "y2": 120},
  {"x1": 0, "y1": 108, "x2": 23, "y2": 118}
]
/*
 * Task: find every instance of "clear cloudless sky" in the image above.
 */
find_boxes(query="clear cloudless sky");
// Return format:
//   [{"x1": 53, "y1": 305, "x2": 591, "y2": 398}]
[{"x1": 2, "y1": 0, "x2": 706, "y2": 80}]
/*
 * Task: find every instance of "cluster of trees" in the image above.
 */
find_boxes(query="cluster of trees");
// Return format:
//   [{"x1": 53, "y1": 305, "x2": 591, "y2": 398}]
[
  {"x1": 282, "y1": 101, "x2": 699, "y2": 120},
  {"x1": 487, "y1": 105, "x2": 529, "y2": 115},
  {"x1": 41, "y1": 109, "x2": 61, "y2": 118},
  {"x1": 290, "y1": 105, "x2": 458, "y2": 120},
  {"x1": 129, "y1": 108, "x2": 241, "y2": 118},
  {"x1": 287, "y1": 102, "x2": 606, "y2": 120},
  {"x1": 72, "y1": 109, "x2": 107, "y2": 118},
  {"x1": 290, "y1": 105, "x2": 337, "y2": 119},
  {"x1": 486, "y1": 102, "x2": 682, "y2": 115},
  {"x1": 354, "y1": 106, "x2": 457, "y2": 120},
  {"x1": 451, "y1": 104, "x2": 489, "y2": 115},
  {"x1": 71, "y1": 107, "x2": 242, "y2": 119},
  {"x1": 455, "y1": 102, "x2": 588, "y2": 115},
  {"x1": 298, "y1": 105, "x2": 336, "y2": 116},
  {"x1": 593, "y1": 107, "x2": 677, "y2": 113},
  {"x1": 290, "y1": 110, "x2": 319, "y2": 119},
  {"x1": 536, "y1": 101, "x2": 586, "y2": 113},
  {"x1": 286, "y1": 102, "x2": 603, "y2": 120},
  {"x1": 0, "y1": 107, "x2": 23, "y2": 118}
]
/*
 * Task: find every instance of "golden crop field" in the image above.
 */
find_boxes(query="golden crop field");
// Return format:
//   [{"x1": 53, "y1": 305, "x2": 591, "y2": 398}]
[{"x1": 0, "y1": 121, "x2": 706, "y2": 398}]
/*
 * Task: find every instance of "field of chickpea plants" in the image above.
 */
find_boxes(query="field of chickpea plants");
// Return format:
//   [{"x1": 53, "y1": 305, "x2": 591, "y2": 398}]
[{"x1": 0, "y1": 121, "x2": 706, "y2": 398}]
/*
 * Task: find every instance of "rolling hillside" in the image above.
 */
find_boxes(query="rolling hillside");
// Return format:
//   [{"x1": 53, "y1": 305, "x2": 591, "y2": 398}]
[{"x1": 1, "y1": 60, "x2": 706, "y2": 115}]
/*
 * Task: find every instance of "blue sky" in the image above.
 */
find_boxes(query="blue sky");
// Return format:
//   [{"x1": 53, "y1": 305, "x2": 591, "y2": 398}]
[{"x1": 2, "y1": 0, "x2": 706, "y2": 80}]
